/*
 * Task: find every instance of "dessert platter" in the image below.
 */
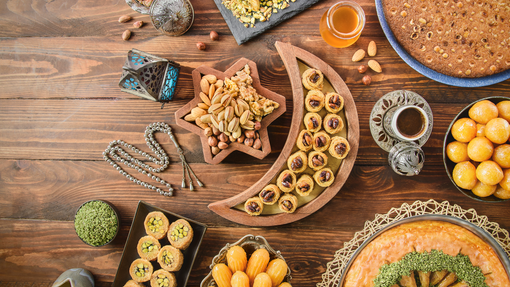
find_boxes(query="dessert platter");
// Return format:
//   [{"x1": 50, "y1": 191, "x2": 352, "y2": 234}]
[
  {"x1": 375, "y1": 0, "x2": 510, "y2": 87},
  {"x1": 207, "y1": 42, "x2": 359, "y2": 226}
]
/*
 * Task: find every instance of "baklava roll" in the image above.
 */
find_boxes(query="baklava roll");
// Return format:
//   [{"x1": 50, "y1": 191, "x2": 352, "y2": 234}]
[
  {"x1": 276, "y1": 170, "x2": 297, "y2": 193},
  {"x1": 295, "y1": 174, "x2": 314, "y2": 196},
  {"x1": 168, "y1": 219, "x2": 193, "y2": 250},
  {"x1": 304, "y1": 113, "x2": 322, "y2": 133},
  {"x1": 329, "y1": 136, "x2": 350, "y2": 160},
  {"x1": 313, "y1": 131, "x2": 331, "y2": 152},
  {"x1": 308, "y1": 151, "x2": 328, "y2": 171},
  {"x1": 278, "y1": 194, "x2": 298, "y2": 213},
  {"x1": 144, "y1": 211, "x2": 169, "y2": 240},
  {"x1": 124, "y1": 280, "x2": 144, "y2": 287},
  {"x1": 314, "y1": 168, "x2": 335, "y2": 187},
  {"x1": 323, "y1": 114, "x2": 344, "y2": 134},
  {"x1": 305, "y1": 90, "x2": 325, "y2": 112},
  {"x1": 296, "y1": 130, "x2": 313, "y2": 152},
  {"x1": 325, "y1": 92, "x2": 344, "y2": 113},
  {"x1": 259, "y1": 184, "x2": 281, "y2": 205},
  {"x1": 150, "y1": 270, "x2": 176, "y2": 287},
  {"x1": 137, "y1": 235, "x2": 161, "y2": 261},
  {"x1": 158, "y1": 245, "x2": 184, "y2": 272},
  {"x1": 129, "y1": 258, "x2": 153, "y2": 282},
  {"x1": 287, "y1": 151, "x2": 308, "y2": 174},
  {"x1": 245, "y1": 196, "x2": 264, "y2": 216},
  {"x1": 302, "y1": 68, "x2": 324, "y2": 90}
]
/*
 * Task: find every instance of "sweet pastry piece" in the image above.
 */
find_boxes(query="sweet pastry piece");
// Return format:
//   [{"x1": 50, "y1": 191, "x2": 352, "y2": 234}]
[
  {"x1": 295, "y1": 174, "x2": 314, "y2": 196},
  {"x1": 246, "y1": 248, "x2": 270, "y2": 285},
  {"x1": 308, "y1": 151, "x2": 328, "y2": 171},
  {"x1": 144, "y1": 211, "x2": 169, "y2": 240},
  {"x1": 259, "y1": 184, "x2": 281, "y2": 205},
  {"x1": 227, "y1": 245, "x2": 247, "y2": 273},
  {"x1": 158, "y1": 245, "x2": 184, "y2": 272},
  {"x1": 168, "y1": 219, "x2": 193, "y2": 250},
  {"x1": 129, "y1": 258, "x2": 153, "y2": 282},
  {"x1": 304, "y1": 113, "x2": 322, "y2": 133},
  {"x1": 150, "y1": 269, "x2": 176, "y2": 287},
  {"x1": 245, "y1": 196, "x2": 264, "y2": 216},
  {"x1": 343, "y1": 220, "x2": 510, "y2": 287},
  {"x1": 313, "y1": 168, "x2": 335, "y2": 187},
  {"x1": 123, "y1": 280, "x2": 144, "y2": 287},
  {"x1": 287, "y1": 151, "x2": 308, "y2": 173},
  {"x1": 212, "y1": 263, "x2": 233, "y2": 287},
  {"x1": 325, "y1": 92, "x2": 344, "y2": 113},
  {"x1": 323, "y1": 114, "x2": 344, "y2": 134},
  {"x1": 278, "y1": 194, "x2": 298, "y2": 213},
  {"x1": 137, "y1": 235, "x2": 161, "y2": 261},
  {"x1": 305, "y1": 90, "x2": 325, "y2": 112},
  {"x1": 313, "y1": 131, "x2": 331, "y2": 152},
  {"x1": 296, "y1": 130, "x2": 313, "y2": 152},
  {"x1": 329, "y1": 136, "x2": 350, "y2": 160},
  {"x1": 276, "y1": 170, "x2": 297, "y2": 193},
  {"x1": 266, "y1": 259, "x2": 288, "y2": 287},
  {"x1": 301, "y1": 68, "x2": 324, "y2": 90}
]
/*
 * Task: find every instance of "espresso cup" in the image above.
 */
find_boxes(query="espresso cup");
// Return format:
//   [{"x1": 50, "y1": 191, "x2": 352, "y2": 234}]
[{"x1": 383, "y1": 105, "x2": 429, "y2": 141}]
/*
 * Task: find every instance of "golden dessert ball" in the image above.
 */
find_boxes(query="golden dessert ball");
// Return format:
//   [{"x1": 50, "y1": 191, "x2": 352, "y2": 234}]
[
  {"x1": 451, "y1": 118, "x2": 477, "y2": 143},
  {"x1": 446, "y1": 141, "x2": 470, "y2": 163},
  {"x1": 496, "y1": 100, "x2": 510, "y2": 122},
  {"x1": 476, "y1": 124, "x2": 486, "y2": 137},
  {"x1": 500, "y1": 169, "x2": 510, "y2": 191},
  {"x1": 494, "y1": 185, "x2": 510, "y2": 199},
  {"x1": 452, "y1": 161, "x2": 478, "y2": 190},
  {"x1": 476, "y1": 160, "x2": 504, "y2": 186},
  {"x1": 485, "y1": 118, "x2": 510, "y2": 144},
  {"x1": 468, "y1": 100, "x2": 498, "y2": 124},
  {"x1": 471, "y1": 181, "x2": 497, "y2": 197},
  {"x1": 493, "y1": 144, "x2": 510, "y2": 168},
  {"x1": 467, "y1": 136, "x2": 494, "y2": 162}
]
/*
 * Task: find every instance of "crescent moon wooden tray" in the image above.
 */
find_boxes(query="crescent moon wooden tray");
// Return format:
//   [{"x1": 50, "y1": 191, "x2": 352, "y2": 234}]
[{"x1": 207, "y1": 42, "x2": 360, "y2": 226}]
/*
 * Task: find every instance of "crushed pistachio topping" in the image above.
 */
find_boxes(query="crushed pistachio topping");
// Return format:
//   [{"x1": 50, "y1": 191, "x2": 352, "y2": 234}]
[
  {"x1": 162, "y1": 250, "x2": 174, "y2": 265},
  {"x1": 134, "y1": 263, "x2": 150, "y2": 278},
  {"x1": 74, "y1": 201, "x2": 118, "y2": 246},
  {"x1": 222, "y1": 0, "x2": 297, "y2": 28},
  {"x1": 141, "y1": 240, "x2": 156, "y2": 254},
  {"x1": 170, "y1": 224, "x2": 189, "y2": 242},
  {"x1": 148, "y1": 216, "x2": 164, "y2": 234},
  {"x1": 157, "y1": 274, "x2": 171, "y2": 287},
  {"x1": 373, "y1": 250, "x2": 488, "y2": 287}
]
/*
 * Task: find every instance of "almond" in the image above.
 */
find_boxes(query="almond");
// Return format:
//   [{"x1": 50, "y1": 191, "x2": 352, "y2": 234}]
[
  {"x1": 200, "y1": 92, "x2": 211, "y2": 106},
  {"x1": 133, "y1": 20, "x2": 144, "y2": 28},
  {"x1": 352, "y1": 49, "x2": 366, "y2": 62},
  {"x1": 368, "y1": 60, "x2": 382, "y2": 73},
  {"x1": 200, "y1": 78, "x2": 210, "y2": 94},
  {"x1": 203, "y1": 74, "x2": 217, "y2": 84},
  {"x1": 368, "y1": 41, "x2": 377, "y2": 56},
  {"x1": 122, "y1": 30, "x2": 131, "y2": 41},
  {"x1": 119, "y1": 15, "x2": 132, "y2": 23}
]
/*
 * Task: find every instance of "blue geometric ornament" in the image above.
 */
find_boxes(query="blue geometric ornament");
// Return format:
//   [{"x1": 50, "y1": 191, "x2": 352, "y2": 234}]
[{"x1": 119, "y1": 49, "x2": 180, "y2": 102}]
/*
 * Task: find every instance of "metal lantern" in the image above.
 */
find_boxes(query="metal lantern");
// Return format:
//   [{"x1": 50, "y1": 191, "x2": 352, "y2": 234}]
[{"x1": 119, "y1": 49, "x2": 180, "y2": 102}]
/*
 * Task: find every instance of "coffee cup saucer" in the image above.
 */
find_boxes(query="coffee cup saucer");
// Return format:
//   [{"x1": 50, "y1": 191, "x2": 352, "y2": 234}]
[{"x1": 369, "y1": 90, "x2": 433, "y2": 152}]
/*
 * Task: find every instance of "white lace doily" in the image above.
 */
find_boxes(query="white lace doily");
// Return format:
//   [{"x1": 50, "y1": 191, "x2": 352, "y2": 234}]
[{"x1": 317, "y1": 199, "x2": 510, "y2": 287}]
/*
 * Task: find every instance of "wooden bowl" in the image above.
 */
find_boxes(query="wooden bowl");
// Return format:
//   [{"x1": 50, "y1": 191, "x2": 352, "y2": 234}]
[
  {"x1": 443, "y1": 96, "x2": 510, "y2": 202},
  {"x1": 175, "y1": 58, "x2": 287, "y2": 164}
]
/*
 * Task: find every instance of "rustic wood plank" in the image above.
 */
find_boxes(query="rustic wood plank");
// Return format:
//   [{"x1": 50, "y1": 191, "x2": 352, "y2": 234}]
[{"x1": 2, "y1": 160, "x2": 510, "y2": 229}]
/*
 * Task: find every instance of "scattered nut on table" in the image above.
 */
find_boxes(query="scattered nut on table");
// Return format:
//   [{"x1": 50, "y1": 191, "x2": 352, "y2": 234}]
[
  {"x1": 197, "y1": 42, "x2": 206, "y2": 50},
  {"x1": 367, "y1": 41, "x2": 377, "y2": 57},
  {"x1": 119, "y1": 15, "x2": 132, "y2": 23},
  {"x1": 122, "y1": 30, "x2": 131, "y2": 41},
  {"x1": 362, "y1": 75, "x2": 372, "y2": 86},
  {"x1": 133, "y1": 21, "x2": 144, "y2": 28},
  {"x1": 210, "y1": 31, "x2": 219, "y2": 41},
  {"x1": 357, "y1": 65, "x2": 368, "y2": 74},
  {"x1": 368, "y1": 60, "x2": 382, "y2": 73}
]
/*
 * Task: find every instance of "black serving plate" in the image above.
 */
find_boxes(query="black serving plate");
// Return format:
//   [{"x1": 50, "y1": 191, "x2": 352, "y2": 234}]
[
  {"x1": 113, "y1": 201, "x2": 207, "y2": 287},
  {"x1": 443, "y1": 96, "x2": 510, "y2": 202}
]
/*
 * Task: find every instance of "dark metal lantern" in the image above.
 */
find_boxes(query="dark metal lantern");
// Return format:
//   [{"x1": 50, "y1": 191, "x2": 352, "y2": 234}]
[{"x1": 119, "y1": 49, "x2": 180, "y2": 102}]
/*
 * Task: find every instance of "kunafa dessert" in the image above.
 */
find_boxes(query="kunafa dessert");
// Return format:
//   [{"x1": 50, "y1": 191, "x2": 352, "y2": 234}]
[
  {"x1": 278, "y1": 194, "x2": 298, "y2": 213},
  {"x1": 305, "y1": 90, "x2": 325, "y2": 112},
  {"x1": 158, "y1": 245, "x2": 184, "y2": 272},
  {"x1": 295, "y1": 174, "x2": 314, "y2": 196},
  {"x1": 276, "y1": 170, "x2": 297, "y2": 193},
  {"x1": 301, "y1": 68, "x2": 324, "y2": 90},
  {"x1": 245, "y1": 197, "x2": 264, "y2": 216},
  {"x1": 150, "y1": 269, "x2": 176, "y2": 287},
  {"x1": 137, "y1": 235, "x2": 161, "y2": 261},
  {"x1": 259, "y1": 184, "x2": 281, "y2": 205},
  {"x1": 144, "y1": 211, "x2": 169, "y2": 240},
  {"x1": 129, "y1": 258, "x2": 153, "y2": 282},
  {"x1": 287, "y1": 151, "x2": 308, "y2": 173},
  {"x1": 168, "y1": 219, "x2": 193, "y2": 250}
]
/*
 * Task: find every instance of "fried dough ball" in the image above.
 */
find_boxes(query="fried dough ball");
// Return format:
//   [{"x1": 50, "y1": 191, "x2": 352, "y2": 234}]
[
  {"x1": 446, "y1": 141, "x2": 469, "y2": 163},
  {"x1": 494, "y1": 185, "x2": 510, "y2": 200},
  {"x1": 500, "y1": 169, "x2": 510, "y2": 191},
  {"x1": 469, "y1": 100, "x2": 498, "y2": 125},
  {"x1": 493, "y1": 144, "x2": 510, "y2": 168},
  {"x1": 476, "y1": 161, "x2": 504, "y2": 186},
  {"x1": 467, "y1": 137, "x2": 494, "y2": 162},
  {"x1": 496, "y1": 100, "x2": 510, "y2": 122},
  {"x1": 451, "y1": 118, "x2": 477, "y2": 143},
  {"x1": 452, "y1": 161, "x2": 477, "y2": 190},
  {"x1": 471, "y1": 181, "x2": 497, "y2": 197},
  {"x1": 476, "y1": 124, "x2": 486, "y2": 137},
  {"x1": 485, "y1": 118, "x2": 510, "y2": 144}
]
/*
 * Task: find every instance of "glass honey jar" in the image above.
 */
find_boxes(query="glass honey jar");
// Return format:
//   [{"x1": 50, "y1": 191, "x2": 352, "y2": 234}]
[{"x1": 319, "y1": 1, "x2": 365, "y2": 48}]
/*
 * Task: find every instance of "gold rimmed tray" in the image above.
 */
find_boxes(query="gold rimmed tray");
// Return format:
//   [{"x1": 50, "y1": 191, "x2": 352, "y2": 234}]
[{"x1": 207, "y1": 42, "x2": 360, "y2": 226}]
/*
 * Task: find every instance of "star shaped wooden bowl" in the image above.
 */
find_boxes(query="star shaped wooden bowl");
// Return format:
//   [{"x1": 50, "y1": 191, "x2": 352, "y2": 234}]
[{"x1": 175, "y1": 58, "x2": 287, "y2": 164}]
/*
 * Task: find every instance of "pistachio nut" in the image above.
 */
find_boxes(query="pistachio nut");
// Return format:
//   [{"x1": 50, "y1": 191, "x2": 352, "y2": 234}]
[
  {"x1": 224, "y1": 106, "x2": 234, "y2": 122},
  {"x1": 240, "y1": 110, "x2": 250, "y2": 125},
  {"x1": 200, "y1": 114, "x2": 212, "y2": 124},
  {"x1": 228, "y1": 117, "x2": 240, "y2": 132}
]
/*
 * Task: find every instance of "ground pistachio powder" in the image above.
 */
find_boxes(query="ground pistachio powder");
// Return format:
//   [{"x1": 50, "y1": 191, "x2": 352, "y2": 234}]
[{"x1": 75, "y1": 201, "x2": 118, "y2": 246}]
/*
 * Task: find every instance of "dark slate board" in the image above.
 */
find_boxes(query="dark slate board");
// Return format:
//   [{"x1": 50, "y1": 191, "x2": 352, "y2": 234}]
[{"x1": 213, "y1": 0, "x2": 321, "y2": 45}]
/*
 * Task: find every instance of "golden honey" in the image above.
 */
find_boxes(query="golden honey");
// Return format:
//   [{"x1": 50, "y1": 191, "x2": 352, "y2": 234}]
[{"x1": 320, "y1": 1, "x2": 365, "y2": 48}]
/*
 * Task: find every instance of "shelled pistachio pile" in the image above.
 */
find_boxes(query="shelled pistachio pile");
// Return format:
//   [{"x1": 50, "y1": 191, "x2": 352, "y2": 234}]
[{"x1": 222, "y1": 0, "x2": 296, "y2": 28}]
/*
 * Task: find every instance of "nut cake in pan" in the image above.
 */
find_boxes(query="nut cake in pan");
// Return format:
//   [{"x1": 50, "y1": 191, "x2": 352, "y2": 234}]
[{"x1": 382, "y1": 0, "x2": 510, "y2": 78}]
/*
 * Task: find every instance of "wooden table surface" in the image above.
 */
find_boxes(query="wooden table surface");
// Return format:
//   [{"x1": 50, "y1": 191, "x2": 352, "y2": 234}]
[{"x1": 1, "y1": 0, "x2": 509, "y2": 286}]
